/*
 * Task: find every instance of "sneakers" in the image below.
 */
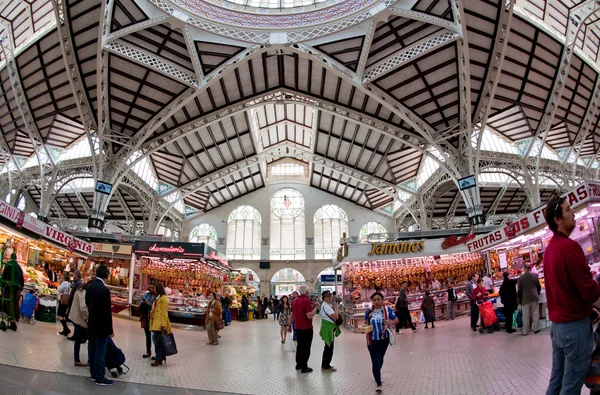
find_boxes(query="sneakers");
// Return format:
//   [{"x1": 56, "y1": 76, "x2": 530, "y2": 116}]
[
  {"x1": 534, "y1": 330, "x2": 540, "y2": 334},
  {"x1": 95, "y1": 379, "x2": 114, "y2": 386},
  {"x1": 322, "y1": 367, "x2": 337, "y2": 372},
  {"x1": 376, "y1": 385, "x2": 383, "y2": 392},
  {"x1": 300, "y1": 367, "x2": 313, "y2": 373}
]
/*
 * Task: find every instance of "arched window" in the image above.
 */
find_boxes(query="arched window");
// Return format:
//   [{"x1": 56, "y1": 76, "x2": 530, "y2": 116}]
[
  {"x1": 270, "y1": 188, "x2": 305, "y2": 260},
  {"x1": 359, "y1": 222, "x2": 387, "y2": 242},
  {"x1": 226, "y1": 205, "x2": 261, "y2": 259},
  {"x1": 189, "y1": 223, "x2": 217, "y2": 249},
  {"x1": 314, "y1": 204, "x2": 348, "y2": 259}
]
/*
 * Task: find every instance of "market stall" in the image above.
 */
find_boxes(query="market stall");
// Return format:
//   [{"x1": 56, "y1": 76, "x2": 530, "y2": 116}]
[
  {"x1": 467, "y1": 181, "x2": 600, "y2": 321},
  {"x1": 222, "y1": 271, "x2": 259, "y2": 320},
  {"x1": 334, "y1": 235, "x2": 485, "y2": 331},
  {"x1": 0, "y1": 201, "x2": 94, "y2": 322},
  {"x1": 129, "y1": 241, "x2": 231, "y2": 327},
  {"x1": 88, "y1": 243, "x2": 134, "y2": 313}
]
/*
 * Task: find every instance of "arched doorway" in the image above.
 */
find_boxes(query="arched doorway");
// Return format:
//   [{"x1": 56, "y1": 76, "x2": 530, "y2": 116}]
[
  {"x1": 270, "y1": 268, "x2": 305, "y2": 296},
  {"x1": 315, "y1": 267, "x2": 341, "y2": 296}
]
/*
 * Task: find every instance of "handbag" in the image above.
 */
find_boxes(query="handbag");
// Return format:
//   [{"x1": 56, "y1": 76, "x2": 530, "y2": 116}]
[
  {"x1": 60, "y1": 294, "x2": 70, "y2": 305},
  {"x1": 140, "y1": 315, "x2": 148, "y2": 328},
  {"x1": 326, "y1": 311, "x2": 344, "y2": 326},
  {"x1": 386, "y1": 327, "x2": 397, "y2": 347},
  {"x1": 217, "y1": 319, "x2": 224, "y2": 330},
  {"x1": 158, "y1": 333, "x2": 178, "y2": 356}
]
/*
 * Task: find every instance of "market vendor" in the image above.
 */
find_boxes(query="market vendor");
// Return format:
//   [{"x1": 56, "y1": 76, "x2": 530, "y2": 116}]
[{"x1": 2, "y1": 253, "x2": 24, "y2": 331}]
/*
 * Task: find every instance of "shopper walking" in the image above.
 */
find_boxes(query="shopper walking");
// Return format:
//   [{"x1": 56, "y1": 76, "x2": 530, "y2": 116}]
[
  {"x1": 240, "y1": 295, "x2": 249, "y2": 322},
  {"x1": 395, "y1": 282, "x2": 418, "y2": 333},
  {"x1": 273, "y1": 296, "x2": 280, "y2": 321},
  {"x1": 2, "y1": 253, "x2": 23, "y2": 331},
  {"x1": 517, "y1": 262, "x2": 541, "y2": 336},
  {"x1": 288, "y1": 285, "x2": 319, "y2": 373},
  {"x1": 86, "y1": 265, "x2": 114, "y2": 386},
  {"x1": 319, "y1": 290, "x2": 341, "y2": 372},
  {"x1": 140, "y1": 283, "x2": 157, "y2": 358},
  {"x1": 544, "y1": 195, "x2": 600, "y2": 395},
  {"x1": 150, "y1": 283, "x2": 172, "y2": 366},
  {"x1": 365, "y1": 292, "x2": 399, "y2": 393},
  {"x1": 221, "y1": 293, "x2": 232, "y2": 327},
  {"x1": 67, "y1": 271, "x2": 84, "y2": 341},
  {"x1": 68, "y1": 279, "x2": 89, "y2": 366},
  {"x1": 278, "y1": 295, "x2": 291, "y2": 343},
  {"x1": 466, "y1": 274, "x2": 479, "y2": 331},
  {"x1": 206, "y1": 292, "x2": 222, "y2": 345},
  {"x1": 421, "y1": 290, "x2": 436, "y2": 329},
  {"x1": 446, "y1": 283, "x2": 458, "y2": 320},
  {"x1": 262, "y1": 294, "x2": 269, "y2": 319},
  {"x1": 57, "y1": 271, "x2": 72, "y2": 337},
  {"x1": 499, "y1": 271, "x2": 518, "y2": 334}
]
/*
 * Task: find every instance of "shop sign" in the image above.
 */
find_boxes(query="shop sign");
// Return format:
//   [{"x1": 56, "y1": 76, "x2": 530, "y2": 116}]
[
  {"x1": 44, "y1": 226, "x2": 93, "y2": 254},
  {"x1": 204, "y1": 245, "x2": 231, "y2": 266},
  {"x1": 320, "y1": 274, "x2": 342, "y2": 282},
  {"x1": 91, "y1": 243, "x2": 132, "y2": 255},
  {"x1": 467, "y1": 182, "x2": 600, "y2": 252},
  {"x1": 134, "y1": 241, "x2": 206, "y2": 257},
  {"x1": 0, "y1": 201, "x2": 93, "y2": 254},
  {"x1": 505, "y1": 221, "x2": 516, "y2": 239},
  {"x1": 368, "y1": 240, "x2": 425, "y2": 255},
  {"x1": 441, "y1": 230, "x2": 475, "y2": 250}
]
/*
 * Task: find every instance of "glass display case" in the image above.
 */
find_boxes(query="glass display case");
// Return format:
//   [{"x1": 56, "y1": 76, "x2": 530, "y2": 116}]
[
  {"x1": 107, "y1": 285, "x2": 129, "y2": 313},
  {"x1": 131, "y1": 290, "x2": 209, "y2": 326}
]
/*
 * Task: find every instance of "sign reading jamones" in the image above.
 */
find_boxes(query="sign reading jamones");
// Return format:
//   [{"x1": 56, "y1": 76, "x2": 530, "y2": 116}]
[
  {"x1": 0, "y1": 201, "x2": 93, "y2": 255},
  {"x1": 467, "y1": 182, "x2": 600, "y2": 252}
]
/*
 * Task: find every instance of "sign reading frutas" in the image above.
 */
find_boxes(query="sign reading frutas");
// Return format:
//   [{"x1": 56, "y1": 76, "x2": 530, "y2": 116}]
[{"x1": 368, "y1": 240, "x2": 425, "y2": 255}]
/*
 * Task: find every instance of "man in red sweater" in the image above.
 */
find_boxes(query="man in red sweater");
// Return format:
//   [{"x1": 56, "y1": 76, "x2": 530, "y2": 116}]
[{"x1": 544, "y1": 195, "x2": 600, "y2": 395}]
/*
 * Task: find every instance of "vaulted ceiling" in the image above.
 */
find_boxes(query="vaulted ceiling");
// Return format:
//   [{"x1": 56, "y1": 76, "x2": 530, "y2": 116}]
[{"x1": 0, "y1": 0, "x2": 598, "y2": 231}]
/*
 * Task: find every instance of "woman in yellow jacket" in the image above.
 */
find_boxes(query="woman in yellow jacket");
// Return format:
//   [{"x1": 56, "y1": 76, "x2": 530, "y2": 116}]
[
  {"x1": 150, "y1": 283, "x2": 172, "y2": 366},
  {"x1": 206, "y1": 291, "x2": 222, "y2": 345}
]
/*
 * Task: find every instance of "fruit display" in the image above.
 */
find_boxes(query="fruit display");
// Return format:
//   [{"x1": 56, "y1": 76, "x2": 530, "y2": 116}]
[
  {"x1": 343, "y1": 253, "x2": 484, "y2": 291},
  {"x1": 140, "y1": 257, "x2": 224, "y2": 293}
]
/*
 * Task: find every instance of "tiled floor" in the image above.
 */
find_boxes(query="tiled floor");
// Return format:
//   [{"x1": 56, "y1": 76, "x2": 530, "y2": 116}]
[{"x1": 0, "y1": 315, "x2": 568, "y2": 394}]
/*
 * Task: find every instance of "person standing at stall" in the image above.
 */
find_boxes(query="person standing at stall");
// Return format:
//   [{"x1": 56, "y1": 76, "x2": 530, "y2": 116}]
[
  {"x1": 499, "y1": 271, "x2": 518, "y2": 334},
  {"x1": 466, "y1": 274, "x2": 479, "y2": 332},
  {"x1": 57, "y1": 271, "x2": 72, "y2": 337},
  {"x1": 288, "y1": 285, "x2": 319, "y2": 373},
  {"x1": 421, "y1": 291, "x2": 436, "y2": 329},
  {"x1": 1, "y1": 253, "x2": 23, "y2": 331},
  {"x1": 446, "y1": 283, "x2": 458, "y2": 320},
  {"x1": 86, "y1": 265, "x2": 114, "y2": 386},
  {"x1": 206, "y1": 292, "x2": 222, "y2": 345},
  {"x1": 517, "y1": 262, "x2": 541, "y2": 336},
  {"x1": 150, "y1": 283, "x2": 171, "y2": 366},
  {"x1": 395, "y1": 282, "x2": 418, "y2": 333},
  {"x1": 544, "y1": 195, "x2": 600, "y2": 395},
  {"x1": 365, "y1": 292, "x2": 399, "y2": 393},
  {"x1": 68, "y1": 279, "x2": 89, "y2": 366},
  {"x1": 140, "y1": 283, "x2": 157, "y2": 358},
  {"x1": 319, "y1": 290, "x2": 341, "y2": 372}
]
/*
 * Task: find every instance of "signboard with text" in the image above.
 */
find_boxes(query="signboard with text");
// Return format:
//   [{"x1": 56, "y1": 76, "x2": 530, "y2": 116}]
[
  {"x1": 134, "y1": 241, "x2": 206, "y2": 258},
  {"x1": 92, "y1": 243, "x2": 133, "y2": 256},
  {"x1": 466, "y1": 182, "x2": 600, "y2": 252}
]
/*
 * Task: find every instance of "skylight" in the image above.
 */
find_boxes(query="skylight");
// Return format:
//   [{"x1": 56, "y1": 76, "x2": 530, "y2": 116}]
[
  {"x1": 128, "y1": 152, "x2": 159, "y2": 190},
  {"x1": 58, "y1": 137, "x2": 96, "y2": 163},
  {"x1": 415, "y1": 147, "x2": 441, "y2": 188},
  {"x1": 164, "y1": 190, "x2": 185, "y2": 214},
  {"x1": 476, "y1": 128, "x2": 520, "y2": 155}
]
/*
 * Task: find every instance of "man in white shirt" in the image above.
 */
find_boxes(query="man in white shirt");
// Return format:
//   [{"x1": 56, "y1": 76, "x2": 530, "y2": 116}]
[{"x1": 483, "y1": 273, "x2": 494, "y2": 293}]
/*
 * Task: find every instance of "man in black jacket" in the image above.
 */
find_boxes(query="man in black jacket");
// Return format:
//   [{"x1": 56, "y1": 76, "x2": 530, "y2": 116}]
[
  {"x1": 499, "y1": 271, "x2": 518, "y2": 334},
  {"x1": 86, "y1": 265, "x2": 114, "y2": 386}
]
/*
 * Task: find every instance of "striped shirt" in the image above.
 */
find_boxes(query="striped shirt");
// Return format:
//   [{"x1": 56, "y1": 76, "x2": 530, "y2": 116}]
[{"x1": 364, "y1": 306, "x2": 397, "y2": 340}]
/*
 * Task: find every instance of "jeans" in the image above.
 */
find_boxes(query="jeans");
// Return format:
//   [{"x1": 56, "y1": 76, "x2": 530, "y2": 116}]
[
  {"x1": 73, "y1": 324, "x2": 87, "y2": 363},
  {"x1": 295, "y1": 328, "x2": 313, "y2": 370},
  {"x1": 522, "y1": 301, "x2": 540, "y2": 335},
  {"x1": 88, "y1": 332, "x2": 108, "y2": 381},
  {"x1": 447, "y1": 301, "x2": 456, "y2": 320},
  {"x1": 322, "y1": 341, "x2": 334, "y2": 369},
  {"x1": 470, "y1": 301, "x2": 479, "y2": 330},
  {"x1": 152, "y1": 332, "x2": 165, "y2": 361},
  {"x1": 143, "y1": 321, "x2": 152, "y2": 354},
  {"x1": 367, "y1": 338, "x2": 390, "y2": 386},
  {"x1": 397, "y1": 307, "x2": 415, "y2": 332},
  {"x1": 546, "y1": 317, "x2": 594, "y2": 395}
]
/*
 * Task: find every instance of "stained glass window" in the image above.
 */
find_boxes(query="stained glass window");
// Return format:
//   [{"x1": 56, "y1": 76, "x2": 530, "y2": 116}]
[
  {"x1": 270, "y1": 188, "x2": 305, "y2": 260},
  {"x1": 314, "y1": 205, "x2": 348, "y2": 259},
  {"x1": 189, "y1": 223, "x2": 217, "y2": 249},
  {"x1": 359, "y1": 222, "x2": 387, "y2": 243},
  {"x1": 226, "y1": 205, "x2": 261, "y2": 259}
]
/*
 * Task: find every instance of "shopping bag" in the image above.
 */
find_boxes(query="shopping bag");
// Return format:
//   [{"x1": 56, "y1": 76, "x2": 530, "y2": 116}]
[
  {"x1": 386, "y1": 328, "x2": 397, "y2": 348},
  {"x1": 478, "y1": 301, "x2": 498, "y2": 327},
  {"x1": 515, "y1": 309, "x2": 523, "y2": 328},
  {"x1": 20, "y1": 292, "x2": 38, "y2": 319},
  {"x1": 284, "y1": 334, "x2": 296, "y2": 352},
  {"x1": 158, "y1": 333, "x2": 178, "y2": 356},
  {"x1": 419, "y1": 311, "x2": 425, "y2": 323},
  {"x1": 265, "y1": 308, "x2": 272, "y2": 314}
]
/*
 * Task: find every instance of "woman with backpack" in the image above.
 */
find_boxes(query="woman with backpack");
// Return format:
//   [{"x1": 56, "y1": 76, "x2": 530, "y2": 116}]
[{"x1": 364, "y1": 292, "x2": 399, "y2": 393}]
